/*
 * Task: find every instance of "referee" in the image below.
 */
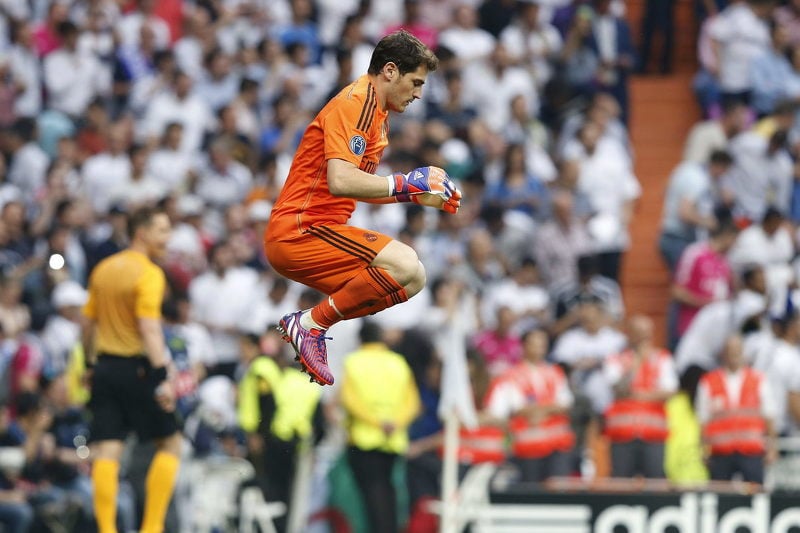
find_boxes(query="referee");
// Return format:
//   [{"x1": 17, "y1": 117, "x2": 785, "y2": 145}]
[{"x1": 82, "y1": 207, "x2": 181, "y2": 533}]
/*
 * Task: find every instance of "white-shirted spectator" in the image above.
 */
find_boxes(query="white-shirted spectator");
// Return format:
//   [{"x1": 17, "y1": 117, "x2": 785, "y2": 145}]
[
  {"x1": 567, "y1": 121, "x2": 640, "y2": 281},
  {"x1": 682, "y1": 100, "x2": 748, "y2": 163},
  {"x1": 481, "y1": 257, "x2": 550, "y2": 330},
  {"x1": 707, "y1": 0, "x2": 772, "y2": 100},
  {"x1": 81, "y1": 123, "x2": 132, "y2": 214},
  {"x1": 499, "y1": 0, "x2": 562, "y2": 89},
  {"x1": 39, "y1": 280, "x2": 87, "y2": 376},
  {"x1": 463, "y1": 43, "x2": 537, "y2": 132},
  {"x1": 6, "y1": 118, "x2": 49, "y2": 201},
  {"x1": 556, "y1": 92, "x2": 629, "y2": 160},
  {"x1": 194, "y1": 49, "x2": 241, "y2": 112},
  {"x1": 674, "y1": 280, "x2": 767, "y2": 375},
  {"x1": 658, "y1": 150, "x2": 733, "y2": 272},
  {"x1": 111, "y1": 144, "x2": 167, "y2": 209},
  {"x1": 117, "y1": 0, "x2": 171, "y2": 49},
  {"x1": 438, "y1": 4, "x2": 496, "y2": 63},
  {"x1": 188, "y1": 240, "x2": 261, "y2": 377},
  {"x1": 552, "y1": 295, "x2": 627, "y2": 413},
  {"x1": 43, "y1": 21, "x2": 111, "y2": 119},
  {"x1": 194, "y1": 138, "x2": 254, "y2": 211},
  {"x1": 146, "y1": 123, "x2": 196, "y2": 194},
  {"x1": 8, "y1": 22, "x2": 42, "y2": 118},
  {"x1": 724, "y1": 109, "x2": 795, "y2": 222},
  {"x1": 141, "y1": 70, "x2": 215, "y2": 154},
  {"x1": 753, "y1": 308, "x2": 800, "y2": 435}
]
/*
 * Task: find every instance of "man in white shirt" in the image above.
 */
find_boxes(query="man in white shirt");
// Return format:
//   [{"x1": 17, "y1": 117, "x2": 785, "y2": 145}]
[
  {"x1": 6, "y1": 118, "x2": 49, "y2": 201},
  {"x1": 552, "y1": 295, "x2": 627, "y2": 415},
  {"x1": 188, "y1": 240, "x2": 260, "y2": 378},
  {"x1": 659, "y1": 150, "x2": 732, "y2": 272},
  {"x1": 81, "y1": 123, "x2": 132, "y2": 215},
  {"x1": 146, "y1": 123, "x2": 196, "y2": 194},
  {"x1": 194, "y1": 138, "x2": 253, "y2": 211},
  {"x1": 568, "y1": 120, "x2": 641, "y2": 281},
  {"x1": 438, "y1": 4, "x2": 496, "y2": 63},
  {"x1": 499, "y1": 0, "x2": 562, "y2": 90},
  {"x1": 682, "y1": 100, "x2": 748, "y2": 164},
  {"x1": 43, "y1": 21, "x2": 110, "y2": 119},
  {"x1": 117, "y1": 0, "x2": 171, "y2": 49},
  {"x1": 696, "y1": 334, "x2": 777, "y2": 483},
  {"x1": 757, "y1": 305, "x2": 800, "y2": 436},
  {"x1": 141, "y1": 70, "x2": 215, "y2": 154},
  {"x1": 708, "y1": 0, "x2": 773, "y2": 104},
  {"x1": 8, "y1": 21, "x2": 42, "y2": 118},
  {"x1": 40, "y1": 280, "x2": 88, "y2": 376}
]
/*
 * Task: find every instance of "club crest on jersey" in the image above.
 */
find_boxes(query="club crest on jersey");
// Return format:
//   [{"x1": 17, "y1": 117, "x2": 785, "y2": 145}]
[{"x1": 349, "y1": 135, "x2": 366, "y2": 156}]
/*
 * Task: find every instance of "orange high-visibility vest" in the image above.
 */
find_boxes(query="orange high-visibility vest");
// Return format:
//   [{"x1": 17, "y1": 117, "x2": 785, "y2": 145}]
[
  {"x1": 504, "y1": 364, "x2": 575, "y2": 459},
  {"x1": 604, "y1": 349, "x2": 671, "y2": 443},
  {"x1": 701, "y1": 368, "x2": 766, "y2": 456},
  {"x1": 438, "y1": 425, "x2": 506, "y2": 465}
]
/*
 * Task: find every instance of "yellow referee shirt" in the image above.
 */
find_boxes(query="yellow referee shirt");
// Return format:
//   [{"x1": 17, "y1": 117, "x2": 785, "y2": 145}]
[{"x1": 83, "y1": 249, "x2": 166, "y2": 356}]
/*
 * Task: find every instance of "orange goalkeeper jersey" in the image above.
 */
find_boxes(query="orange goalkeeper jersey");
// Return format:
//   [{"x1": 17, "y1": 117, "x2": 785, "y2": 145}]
[{"x1": 267, "y1": 75, "x2": 389, "y2": 238}]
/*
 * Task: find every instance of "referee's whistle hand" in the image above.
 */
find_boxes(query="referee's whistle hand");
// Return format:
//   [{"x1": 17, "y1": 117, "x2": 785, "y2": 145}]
[{"x1": 155, "y1": 381, "x2": 177, "y2": 413}]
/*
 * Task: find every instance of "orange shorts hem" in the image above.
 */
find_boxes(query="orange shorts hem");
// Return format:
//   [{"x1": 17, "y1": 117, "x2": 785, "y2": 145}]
[{"x1": 264, "y1": 223, "x2": 393, "y2": 295}]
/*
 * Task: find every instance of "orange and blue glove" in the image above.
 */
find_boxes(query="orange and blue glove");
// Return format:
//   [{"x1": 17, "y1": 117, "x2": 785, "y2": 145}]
[{"x1": 389, "y1": 166, "x2": 462, "y2": 214}]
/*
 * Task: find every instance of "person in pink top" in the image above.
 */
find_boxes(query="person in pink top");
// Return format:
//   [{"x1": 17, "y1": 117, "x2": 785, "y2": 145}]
[
  {"x1": 473, "y1": 305, "x2": 523, "y2": 377},
  {"x1": 671, "y1": 218, "x2": 738, "y2": 337},
  {"x1": 32, "y1": 2, "x2": 70, "y2": 57},
  {"x1": 384, "y1": 0, "x2": 438, "y2": 50}
]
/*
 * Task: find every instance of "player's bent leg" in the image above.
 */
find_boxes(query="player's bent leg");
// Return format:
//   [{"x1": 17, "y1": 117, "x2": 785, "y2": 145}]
[{"x1": 370, "y1": 240, "x2": 426, "y2": 297}]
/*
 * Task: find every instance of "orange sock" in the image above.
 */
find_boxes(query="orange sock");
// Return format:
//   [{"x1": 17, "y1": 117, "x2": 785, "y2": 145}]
[
  {"x1": 140, "y1": 451, "x2": 180, "y2": 533},
  {"x1": 311, "y1": 267, "x2": 408, "y2": 329},
  {"x1": 92, "y1": 458, "x2": 119, "y2": 533}
]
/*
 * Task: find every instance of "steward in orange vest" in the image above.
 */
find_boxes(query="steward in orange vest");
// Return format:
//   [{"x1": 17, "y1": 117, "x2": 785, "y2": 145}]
[
  {"x1": 696, "y1": 334, "x2": 777, "y2": 484},
  {"x1": 603, "y1": 315, "x2": 678, "y2": 478},
  {"x1": 486, "y1": 328, "x2": 575, "y2": 482}
]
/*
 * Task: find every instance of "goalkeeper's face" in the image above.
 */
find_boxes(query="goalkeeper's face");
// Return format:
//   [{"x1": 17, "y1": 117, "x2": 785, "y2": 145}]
[{"x1": 387, "y1": 65, "x2": 428, "y2": 113}]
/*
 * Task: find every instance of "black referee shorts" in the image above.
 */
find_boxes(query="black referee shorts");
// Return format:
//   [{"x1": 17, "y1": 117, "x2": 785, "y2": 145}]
[{"x1": 89, "y1": 354, "x2": 179, "y2": 442}]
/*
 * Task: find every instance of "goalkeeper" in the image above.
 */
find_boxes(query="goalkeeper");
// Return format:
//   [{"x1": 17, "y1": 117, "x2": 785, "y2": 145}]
[{"x1": 265, "y1": 30, "x2": 461, "y2": 386}]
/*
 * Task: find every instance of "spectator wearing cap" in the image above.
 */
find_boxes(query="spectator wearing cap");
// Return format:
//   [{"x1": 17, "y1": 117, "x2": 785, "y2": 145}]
[
  {"x1": 603, "y1": 315, "x2": 678, "y2": 479},
  {"x1": 696, "y1": 334, "x2": 777, "y2": 484},
  {"x1": 658, "y1": 149, "x2": 733, "y2": 273},
  {"x1": 42, "y1": 21, "x2": 111, "y2": 120},
  {"x1": 40, "y1": 281, "x2": 88, "y2": 377}
]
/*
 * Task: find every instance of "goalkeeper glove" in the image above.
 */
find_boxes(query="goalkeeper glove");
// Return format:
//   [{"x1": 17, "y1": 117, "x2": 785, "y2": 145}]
[{"x1": 389, "y1": 166, "x2": 462, "y2": 214}]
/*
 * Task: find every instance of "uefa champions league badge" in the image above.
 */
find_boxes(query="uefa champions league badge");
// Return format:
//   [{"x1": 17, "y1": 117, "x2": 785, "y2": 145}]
[{"x1": 349, "y1": 135, "x2": 366, "y2": 156}]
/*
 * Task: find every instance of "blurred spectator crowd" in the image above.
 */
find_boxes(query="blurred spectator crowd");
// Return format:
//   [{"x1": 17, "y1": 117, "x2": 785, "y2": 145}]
[{"x1": 0, "y1": 0, "x2": 798, "y2": 531}]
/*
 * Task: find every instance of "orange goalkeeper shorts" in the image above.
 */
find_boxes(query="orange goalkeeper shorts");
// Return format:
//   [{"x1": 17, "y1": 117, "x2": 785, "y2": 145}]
[{"x1": 264, "y1": 223, "x2": 393, "y2": 295}]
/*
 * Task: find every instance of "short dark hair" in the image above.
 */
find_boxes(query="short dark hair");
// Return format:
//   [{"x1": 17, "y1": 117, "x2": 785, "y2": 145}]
[
  {"x1": 708, "y1": 149, "x2": 733, "y2": 166},
  {"x1": 367, "y1": 30, "x2": 439, "y2": 76},
  {"x1": 359, "y1": 321, "x2": 384, "y2": 344},
  {"x1": 127, "y1": 206, "x2": 164, "y2": 240}
]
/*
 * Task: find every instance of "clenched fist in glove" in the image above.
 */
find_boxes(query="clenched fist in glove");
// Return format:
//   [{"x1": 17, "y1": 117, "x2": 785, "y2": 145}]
[{"x1": 388, "y1": 166, "x2": 462, "y2": 214}]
